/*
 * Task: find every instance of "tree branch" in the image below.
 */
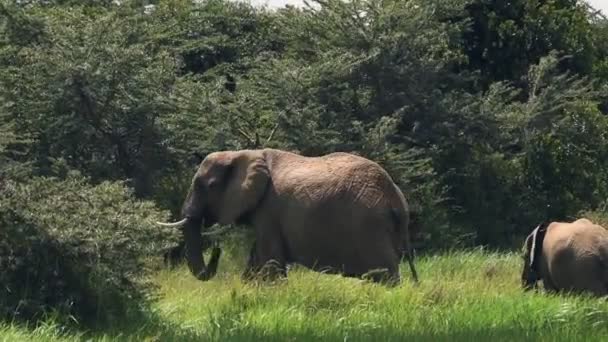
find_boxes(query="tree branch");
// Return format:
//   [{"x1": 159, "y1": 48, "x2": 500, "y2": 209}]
[{"x1": 265, "y1": 122, "x2": 280, "y2": 146}]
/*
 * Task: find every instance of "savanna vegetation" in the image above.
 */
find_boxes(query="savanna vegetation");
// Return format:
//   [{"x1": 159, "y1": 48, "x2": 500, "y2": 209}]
[
  {"x1": 5, "y1": 250, "x2": 608, "y2": 341},
  {"x1": 1, "y1": 0, "x2": 608, "y2": 340}
]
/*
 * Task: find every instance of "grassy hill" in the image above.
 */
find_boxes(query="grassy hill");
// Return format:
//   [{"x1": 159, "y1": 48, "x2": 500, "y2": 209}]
[{"x1": 2, "y1": 249, "x2": 608, "y2": 341}]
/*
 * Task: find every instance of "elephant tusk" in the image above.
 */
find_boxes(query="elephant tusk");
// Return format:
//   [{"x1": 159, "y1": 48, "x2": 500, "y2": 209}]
[
  {"x1": 156, "y1": 218, "x2": 188, "y2": 227},
  {"x1": 200, "y1": 226, "x2": 231, "y2": 236}
]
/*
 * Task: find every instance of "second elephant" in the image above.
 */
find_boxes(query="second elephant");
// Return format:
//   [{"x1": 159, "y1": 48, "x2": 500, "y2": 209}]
[{"x1": 521, "y1": 218, "x2": 608, "y2": 296}]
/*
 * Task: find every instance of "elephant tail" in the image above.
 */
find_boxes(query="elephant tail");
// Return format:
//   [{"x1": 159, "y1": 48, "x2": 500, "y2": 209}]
[{"x1": 391, "y1": 199, "x2": 419, "y2": 283}]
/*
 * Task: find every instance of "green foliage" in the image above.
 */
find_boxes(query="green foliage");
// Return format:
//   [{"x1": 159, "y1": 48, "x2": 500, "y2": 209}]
[
  {"x1": 524, "y1": 102, "x2": 608, "y2": 220},
  {"x1": 0, "y1": 3, "x2": 181, "y2": 196},
  {"x1": 150, "y1": 0, "x2": 285, "y2": 76},
  {"x1": 514, "y1": 53, "x2": 606, "y2": 225},
  {"x1": 430, "y1": 51, "x2": 607, "y2": 245},
  {"x1": 0, "y1": 174, "x2": 178, "y2": 324},
  {"x1": 462, "y1": 0, "x2": 597, "y2": 87},
  {"x1": 591, "y1": 20, "x2": 608, "y2": 82},
  {"x1": 0, "y1": 104, "x2": 25, "y2": 170},
  {"x1": 1, "y1": 1, "x2": 608, "y2": 329},
  {"x1": 209, "y1": 0, "x2": 469, "y2": 245}
]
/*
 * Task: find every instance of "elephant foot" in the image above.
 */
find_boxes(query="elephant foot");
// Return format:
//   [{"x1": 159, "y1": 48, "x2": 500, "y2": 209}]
[
  {"x1": 360, "y1": 268, "x2": 401, "y2": 287},
  {"x1": 242, "y1": 259, "x2": 287, "y2": 283},
  {"x1": 241, "y1": 265, "x2": 260, "y2": 282}
]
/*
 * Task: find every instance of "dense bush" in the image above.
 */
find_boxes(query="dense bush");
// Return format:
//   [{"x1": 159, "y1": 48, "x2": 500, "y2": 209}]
[
  {"x1": 0, "y1": 174, "x2": 178, "y2": 324},
  {"x1": 438, "y1": 52, "x2": 608, "y2": 246},
  {"x1": 524, "y1": 103, "x2": 608, "y2": 220},
  {"x1": 461, "y1": 0, "x2": 598, "y2": 88},
  {"x1": 0, "y1": 3, "x2": 185, "y2": 197}
]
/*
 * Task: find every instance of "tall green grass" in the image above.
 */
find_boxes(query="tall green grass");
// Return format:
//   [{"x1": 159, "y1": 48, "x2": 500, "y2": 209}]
[{"x1": 2, "y1": 248, "x2": 608, "y2": 341}]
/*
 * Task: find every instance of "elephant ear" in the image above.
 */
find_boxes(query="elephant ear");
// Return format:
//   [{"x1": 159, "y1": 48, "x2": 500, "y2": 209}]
[
  {"x1": 529, "y1": 221, "x2": 549, "y2": 268},
  {"x1": 217, "y1": 151, "x2": 270, "y2": 224}
]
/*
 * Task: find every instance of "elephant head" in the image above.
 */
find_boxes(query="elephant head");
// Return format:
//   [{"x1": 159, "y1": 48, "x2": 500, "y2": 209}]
[
  {"x1": 521, "y1": 221, "x2": 549, "y2": 290},
  {"x1": 157, "y1": 150, "x2": 270, "y2": 281}
]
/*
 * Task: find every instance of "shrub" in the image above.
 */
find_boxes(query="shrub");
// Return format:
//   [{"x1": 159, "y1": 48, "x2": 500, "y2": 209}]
[
  {"x1": 580, "y1": 205, "x2": 608, "y2": 228},
  {"x1": 0, "y1": 173, "x2": 179, "y2": 325},
  {"x1": 523, "y1": 101, "x2": 608, "y2": 222}
]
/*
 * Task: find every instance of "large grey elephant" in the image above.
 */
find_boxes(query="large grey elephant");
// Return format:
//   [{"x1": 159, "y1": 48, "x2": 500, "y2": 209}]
[
  {"x1": 157, "y1": 148, "x2": 418, "y2": 285},
  {"x1": 521, "y1": 218, "x2": 608, "y2": 296}
]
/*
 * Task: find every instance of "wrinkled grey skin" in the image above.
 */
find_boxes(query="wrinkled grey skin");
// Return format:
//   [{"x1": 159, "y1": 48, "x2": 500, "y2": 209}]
[
  {"x1": 521, "y1": 218, "x2": 608, "y2": 296},
  {"x1": 158, "y1": 148, "x2": 418, "y2": 285}
]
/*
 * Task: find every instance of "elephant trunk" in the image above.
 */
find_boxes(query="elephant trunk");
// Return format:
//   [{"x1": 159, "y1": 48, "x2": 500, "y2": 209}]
[
  {"x1": 183, "y1": 218, "x2": 221, "y2": 281},
  {"x1": 157, "y1": 185, "x2": 222, "y2": 281}
]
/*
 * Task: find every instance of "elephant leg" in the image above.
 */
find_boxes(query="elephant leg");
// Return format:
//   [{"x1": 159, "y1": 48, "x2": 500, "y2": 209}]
[
  {"x1": 542, "y1": 275, "x2": 559, "y2": 293},
  {"x1": 584, "y1": 282, "x2": 608, "y2": 297},
  {"x1": 383, "y1": 267, "x2": 401, "y2": 286},
  {"x1": 241, "y1": 240, "x2": 260, "y2": 281},
  {"x1": 247, "y1": 228, "x2": 288, "y2": 282},
  {"x1": 241, "y1": 242, "x2": 287, "y2": 282}
]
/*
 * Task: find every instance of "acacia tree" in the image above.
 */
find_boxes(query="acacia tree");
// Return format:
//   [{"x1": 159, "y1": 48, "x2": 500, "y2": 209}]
[
  {"x1": 3, "y1": 0, "x2": 608, "y2": 256},
  {"x1": 461, "y1": 0, "x2": 598, "y2": 89},
  {"x1": 0, "y1": 3, "x2": 180, "y2": 196},
  {"x1": 185, "y1": 0, "x2": 472, "y2": 245}
]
